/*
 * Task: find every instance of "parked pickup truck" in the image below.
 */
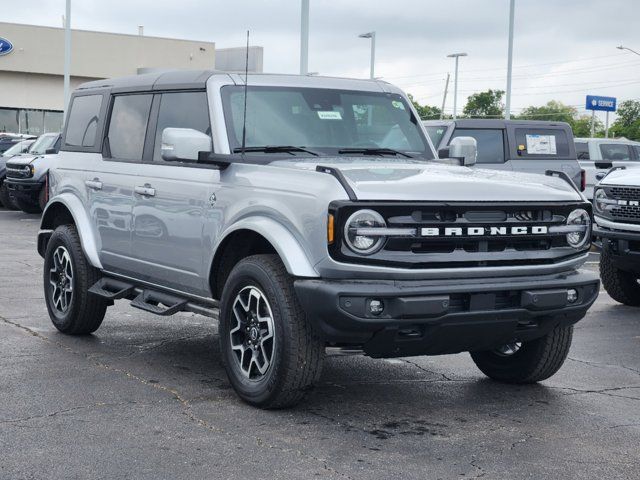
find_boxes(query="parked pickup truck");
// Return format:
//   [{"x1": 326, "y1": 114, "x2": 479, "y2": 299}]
[
  {"x1": 593, "y1": 167, "x2": 640, "y2": 305},
  {"x1": 38, "y1": 71, "x2": 599, "y2": 408},
  {"x1": 575, "y1": 137, "x2": 640, "y2": 200},
  {"x1": 424, "y1": 119, "x2": 585, "y2": 191}
]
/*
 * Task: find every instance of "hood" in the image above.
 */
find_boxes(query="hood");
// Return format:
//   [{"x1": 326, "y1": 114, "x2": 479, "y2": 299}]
[
  {"x1": 5, "y1": 154, "x2": 40, "y2": 167},
  {"x1": 599, "y1": 168, "x2": 640, "y2": 187},
  {"x1": 271, "y1": 158, "x2": 582, "y2": 202}
]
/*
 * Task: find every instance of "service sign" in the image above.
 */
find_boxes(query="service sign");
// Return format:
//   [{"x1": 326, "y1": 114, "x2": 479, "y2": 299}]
[
  {"x1": 0, "y1": 37, "x2": 13, "y2": 56},
  {"x1": 586, "y1": 95, "x2": 616, "y2": 112}
]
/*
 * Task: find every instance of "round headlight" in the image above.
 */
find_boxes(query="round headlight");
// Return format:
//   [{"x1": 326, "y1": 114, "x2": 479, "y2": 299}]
[
  {"x1": 594, "y1": 189, "x2": 608, "y2": 213},
  {"x1": 344, "y1": 209, "x2": 386, "y2": 255},
  {"x1": 566, "y1": 208, "x2": 591, "y2": 248}
]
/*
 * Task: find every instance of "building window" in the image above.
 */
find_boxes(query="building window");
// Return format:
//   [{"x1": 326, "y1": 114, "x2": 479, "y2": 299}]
[{"x1": 0, "y1": 107, "x2": 63, "y2": 135}]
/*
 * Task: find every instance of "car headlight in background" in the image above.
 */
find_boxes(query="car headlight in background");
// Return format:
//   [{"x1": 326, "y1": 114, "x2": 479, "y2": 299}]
[
  {"x1": 565, "y1": 208, "x2": 591, "y2": 248},
  {"x1": 344, "y1": 209, "x2": 387, "y2": 255},
  {"x1": 593, "y1": 188, "x2": 611, "y2": 212},
  {"x1": 23, "y1": 164, "x2": 35, "y2": 177}
]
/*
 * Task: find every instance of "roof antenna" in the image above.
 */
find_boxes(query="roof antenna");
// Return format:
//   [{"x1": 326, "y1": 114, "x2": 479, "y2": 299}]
[{"x1": 241, "y1": 30, "x2": 249, "y2": 158}]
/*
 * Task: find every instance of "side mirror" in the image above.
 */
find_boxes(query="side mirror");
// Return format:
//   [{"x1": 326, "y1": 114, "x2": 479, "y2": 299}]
[
  {"x1": 161, "y1": 128, "x2": 212, "y2": 162},
  {"x1": 45, "y1": 148, "x2": 57, "y2": 155},
  {"x1": 449, "y1": 136, "x2": 477, "y2": 166},
  {"x1": 437, "y1": 147, "x2": 450, "y2": 158}
]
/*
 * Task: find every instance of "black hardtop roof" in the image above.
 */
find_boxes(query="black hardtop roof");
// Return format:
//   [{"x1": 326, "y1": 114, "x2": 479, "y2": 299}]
[
  {"x1": 423, "y1": 119, "x2": 571, "y2": 129},
  {"x1": 76, "y1": 70, "x2": 229, "y2": 93}
]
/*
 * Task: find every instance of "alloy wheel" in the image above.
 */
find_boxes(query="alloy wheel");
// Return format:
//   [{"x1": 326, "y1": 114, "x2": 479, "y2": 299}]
[{"x1": 49, "y1": 246, "x2": 74, "y2": 314}]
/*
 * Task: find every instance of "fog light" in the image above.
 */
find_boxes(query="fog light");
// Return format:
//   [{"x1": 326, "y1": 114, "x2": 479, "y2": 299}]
[
  {"x1": 567, "y1": 289, "x2": 578, "y2": 304},
  {"x1": 369, "y1": 299, "x2": 384, "y2": 315}
]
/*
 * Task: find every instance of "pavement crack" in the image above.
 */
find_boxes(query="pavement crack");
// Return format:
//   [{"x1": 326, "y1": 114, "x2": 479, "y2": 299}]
[
  {"x1": 397, "y1": 358, "x2": 456, "y2": 381},
  {"x1": 0, "y1": 401, "x2": 138, "y2": 425},
  {"x1": 569, "y1": 356, "x2": 640, "y2": 377},
  {"x1": 551, "y1": 384, "x2": 640, "y2": 401}
]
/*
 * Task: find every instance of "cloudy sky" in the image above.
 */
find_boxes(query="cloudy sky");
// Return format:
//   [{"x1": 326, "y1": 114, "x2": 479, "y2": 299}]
[{"x1": 6, "y1": 0, "x2": 640, "y2": 118}]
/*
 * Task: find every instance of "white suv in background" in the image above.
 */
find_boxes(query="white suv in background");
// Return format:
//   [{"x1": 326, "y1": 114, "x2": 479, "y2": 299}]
[{"x1": 575, "y1": 137, "x2": 640, "y2": 200}]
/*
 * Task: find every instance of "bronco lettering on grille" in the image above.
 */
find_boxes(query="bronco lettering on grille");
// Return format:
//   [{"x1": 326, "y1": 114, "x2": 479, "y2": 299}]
[{"x1": 420, "y1": 226, "x2": 549, "y2": 237}]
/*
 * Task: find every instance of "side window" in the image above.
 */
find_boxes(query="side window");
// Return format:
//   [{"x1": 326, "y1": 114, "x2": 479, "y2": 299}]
[
  {"x1": 599, "y1": 143, "x2": 632, "y2": 161},
  {"x1": 107, "y1": 94, "x2": 153, "y2": 161},
  {"x1": 65, "y1": 94, "x2": 103, "y2": 147},
  {"x1": 514, "y1": 128, "x2": 570, "y2": 157},
  {"x1": 575, "y1": 142, "x2": 590, "y2": 160},
  {"x1": 153, "y1": 91, "x2": 211, "y2": 162},
  {"x1": 451, "y1": 128, "x2": 505, "y2": 164},
  {"x1": 634, "y1": 146, "x2": 640, "y2": 160}
]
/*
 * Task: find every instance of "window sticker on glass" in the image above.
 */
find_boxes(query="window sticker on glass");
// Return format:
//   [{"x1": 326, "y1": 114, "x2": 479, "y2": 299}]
[
  {"x1": 525, "y1": 134, "x2": 557, "y2": 155},
  {"x1": 392, "y1": 100, "x2": 405, "y2": 110},
  {"x1": 317, "y1": 111, "x2": 342, "y2": 120}
]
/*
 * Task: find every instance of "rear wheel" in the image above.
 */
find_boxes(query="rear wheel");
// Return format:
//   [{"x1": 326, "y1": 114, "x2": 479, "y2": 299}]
[
  {"x1": 43, "y1": 225, "x2": 108, "y2": 334},
  {"x1": 470, "y1": 325, "x2": 573, "y2": 383},
  {"x1": 219, "y1": 254, "x2": 324, "y2": 408},
  {"x1": 14, "y1": 194, "x2": 43, "y2": 214},
  {"x1": 600, "y1": 248, "x2": 640, "y2": 306}
]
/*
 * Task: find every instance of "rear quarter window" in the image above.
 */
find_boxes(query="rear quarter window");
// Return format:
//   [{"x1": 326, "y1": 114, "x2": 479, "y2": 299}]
[
  {"x1": 64, "y1": 95, "x2": 103, "y2": 148},
  {"x1": 514, "y1": 128, "x2": 570, "y2": 158}
]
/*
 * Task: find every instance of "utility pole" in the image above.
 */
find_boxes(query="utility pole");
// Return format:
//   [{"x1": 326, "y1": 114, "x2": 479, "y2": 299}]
[
  {"x1": 447, "y1": 52, "x2": 467, "y2": 120},
  {"x1": 358, "y1": 32, "x2": 376, "y2": 79},
  {"x1": 440, "y1": 73, "x2": 450, "y2": 119},
  {"x1": 63, "y1": 0, "x2": 71, "y2": 124},
  {"x1": 505, "y1": 0, "x2": 515, "y2": 119},
  {"x1": 300, "y1": 0, "x2": 309, "y2": 75},
  {"x1": 590, "y1": 109, "x2": 596, "y2": 137},
  {"x1": 605, "y1": 111, "x2": 610, "y2": 138}
]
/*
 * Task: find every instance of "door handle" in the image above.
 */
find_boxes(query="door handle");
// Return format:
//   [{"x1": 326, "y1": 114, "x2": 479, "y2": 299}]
[
  {"x1": 85, "y1": 179, "x2": 103, "y2": 190},
  {"x1": 135, "y1": 185, "x2": 156, "y2": 197}
]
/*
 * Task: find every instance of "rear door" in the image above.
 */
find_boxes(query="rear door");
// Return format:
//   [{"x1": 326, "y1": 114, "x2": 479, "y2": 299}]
[
  {"x1": 90, "y1": 93, "x2": 153, "y2": 277},
  {"x1": 130, "y1": 90, "x2": 219, "y2": 296},
  {"x1": 449, "y1": 128, "x2": 512, "y2": 171},
  {"x1": 507, "y1": 126, "x2": 581, "y2": 187}
]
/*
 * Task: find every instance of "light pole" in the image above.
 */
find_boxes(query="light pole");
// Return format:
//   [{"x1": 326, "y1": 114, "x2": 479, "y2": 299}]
[
  {"x1": 447, "y1": 52, "x2": 467, "y2": 119},
  {"x1": 358, "y1": 32, "x2": 376, "y2": 79},
  {"x1": 63, "y1": 0, "x2": 71, "y2": 124},
  {"x1": 617, "y1": 45, "x2": 640, "y2": 56},
  {"x1": 505, "y1": 0, "x2": 515, "y2": 119},
  {"x1": 300, "y1": 0, "x2": 309, "y2": 75}
]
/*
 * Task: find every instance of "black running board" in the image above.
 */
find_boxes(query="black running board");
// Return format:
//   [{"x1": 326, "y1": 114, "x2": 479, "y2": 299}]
[
  {"x1": 130, "y1": 290, "x2": 188, "y2": 316},
  {"x1": 89, "y1": 278, "x2": 135, "y2": 300}
]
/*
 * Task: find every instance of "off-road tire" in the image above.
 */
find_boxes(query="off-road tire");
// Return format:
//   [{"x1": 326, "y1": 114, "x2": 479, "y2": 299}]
[
  {"x1": 14, "y1": 195, "x2": 43, "y2": 214},
  {"x1": 600, "y1": 248, "x2": 640, "y2": 306},
  {"x1": 470, "y1": 325, "x2": 573, "y2": 383},
  {"x1": 43, "y1": 225, "x2": 108, "y2": 334},
  {"x1": 219, "y1": 254, "x2": 324, "y2": 408},
  {"x1": 0, "y1": 182, "x2": 18, "y2": 210}
]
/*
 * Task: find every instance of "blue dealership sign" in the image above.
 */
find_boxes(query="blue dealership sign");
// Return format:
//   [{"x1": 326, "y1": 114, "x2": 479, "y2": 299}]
[
  {"x1": 0, "y1": 37, "x2": 13, "y2": 56},
  {"x1": 586, "y1": 95, "x2": 616, "y2": 112}
]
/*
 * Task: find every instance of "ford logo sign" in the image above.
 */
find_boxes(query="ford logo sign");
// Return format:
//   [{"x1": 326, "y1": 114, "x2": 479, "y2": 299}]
[{"x1": 0, "y1": 37, "x2": 14, "y2": 56}]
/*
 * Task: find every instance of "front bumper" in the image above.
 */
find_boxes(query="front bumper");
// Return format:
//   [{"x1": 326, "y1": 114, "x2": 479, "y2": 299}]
[
  {"x1": 294, "y1": 270, "x2": 599, "y2": 358},
  {"x1": 594, "y1": 223, "x2": 640, "y2": 272},
  {"x1": 5, "y1": 178, "x2": 43, "y2": 204}
]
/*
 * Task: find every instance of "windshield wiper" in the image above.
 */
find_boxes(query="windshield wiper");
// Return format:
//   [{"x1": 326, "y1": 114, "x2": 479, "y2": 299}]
[
  {"x1": 337, "y1": 147, "x2": 414, "y2": 158},
  {"x1": 233, "y1": 145, "x2": 321, "y2": 157}
]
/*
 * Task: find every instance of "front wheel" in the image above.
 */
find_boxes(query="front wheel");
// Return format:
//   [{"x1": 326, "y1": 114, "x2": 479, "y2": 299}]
[
  {"x1": 600, "y1": 248, "x2": 640, "y2": 306},
  {"x1": 470, "y1": 325, "x2": 573, "y2": 383},
  {"x1": 0, "y1": 183, "x2": 18, "y2": 210},
  {"x1": 219, "y1": 254, "x2": 324, "y2": 408},
  {"x1": 14, "y1": 195, "x2": 43, "y2": 214},
  {"x1": 43, "y1": 225, "x2": 108, "y2": 334}
]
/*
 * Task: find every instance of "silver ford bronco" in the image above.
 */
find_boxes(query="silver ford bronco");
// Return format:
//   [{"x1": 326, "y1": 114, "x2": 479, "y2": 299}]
[
  {"x1": 38, "y1": 70, "x2": 599, "y2": 408},
  {"x1": 593, "y1": 167, "x2": 640, "y2": 306}
]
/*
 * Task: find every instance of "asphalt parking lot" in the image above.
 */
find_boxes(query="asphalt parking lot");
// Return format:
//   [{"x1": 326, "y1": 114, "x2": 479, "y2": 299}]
[{"x1": 0, "y1": 208, "x2": 638, "y2": 480}]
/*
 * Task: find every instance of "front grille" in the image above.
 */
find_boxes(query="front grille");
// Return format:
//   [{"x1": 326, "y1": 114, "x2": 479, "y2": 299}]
[
  {"x1": 606, "y1": 186, "x2": 640, "y2": 223},
  {"x1": 329, "y1": 202, "x2": 590, "y2": 269},
  {"x1": 6, "y1": 166, "x2": 30, "y2": 179}
]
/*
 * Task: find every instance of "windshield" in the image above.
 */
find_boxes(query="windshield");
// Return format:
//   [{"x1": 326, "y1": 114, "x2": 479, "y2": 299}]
[
  {"x1": 221, "y1": 86, "x2": 433, "y2": 159},
  {"x1": 424, "y1": 125, "x2": 448, "y2": 148},
  {"x1": 28, "y1": 134, "x2": 59, "y2": 155},
  {"x1": 2, "y1": 140, "x2": 33, "y2": 157}
]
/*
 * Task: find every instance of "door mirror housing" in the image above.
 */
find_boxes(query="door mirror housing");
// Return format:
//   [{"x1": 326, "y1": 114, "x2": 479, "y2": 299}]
[
  {"x1": 45, "y1": 148, "x2": 58, "y2": 155},
  {"x1": 448, "y1": 136, "x2": 477, "y2": 166},
  {"x1": 161, "y1": 128, "x2": 212, "y2": 162}
]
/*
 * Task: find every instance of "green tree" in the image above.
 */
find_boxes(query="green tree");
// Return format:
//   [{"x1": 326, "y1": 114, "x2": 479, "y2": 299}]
[
  {"x1": 462, "y1": 89, "x2": 505, "y2": 118},
  {"x1": 408, "y1": 94, "x2": 442, "y2": 120},
  {"x1": 516, "y1": 100, "x2": 604, "y2": 137},
  {"x1": 610, "y1": 100, "x2": 640, "y2": 140}
]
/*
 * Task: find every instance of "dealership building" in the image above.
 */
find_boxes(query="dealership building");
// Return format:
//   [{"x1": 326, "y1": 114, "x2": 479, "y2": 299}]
[{"x1": 0, "y1": 22, "x2": 263, "y2": 135}]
